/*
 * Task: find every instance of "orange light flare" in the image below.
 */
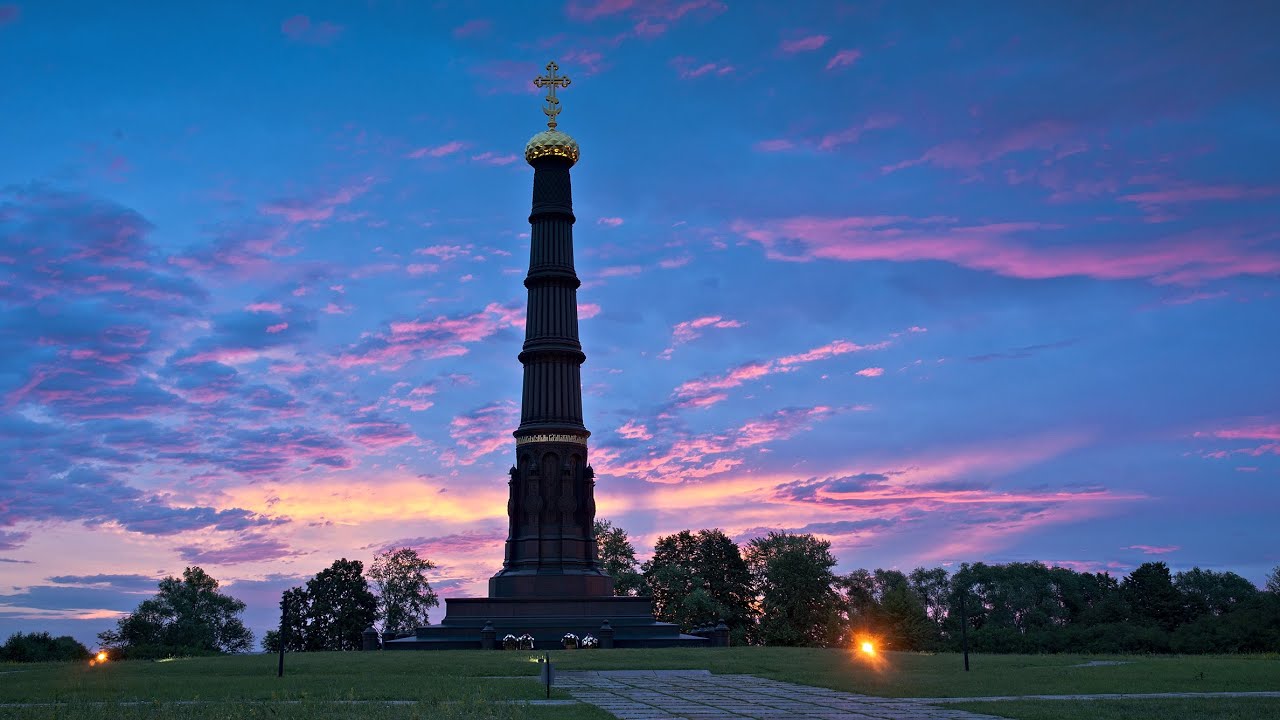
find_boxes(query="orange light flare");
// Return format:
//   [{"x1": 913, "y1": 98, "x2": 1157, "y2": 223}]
[
  {"x1": 89, "y1": 651, "x2": 108, "y2": 666},
  {"x1": 851, "y1": 637, "x2": 889, "y2": 672}
]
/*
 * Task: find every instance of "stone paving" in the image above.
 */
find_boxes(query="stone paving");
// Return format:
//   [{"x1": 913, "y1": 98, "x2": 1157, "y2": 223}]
[{"x1": 558, "y1": 671, "x2": 1008, "y2": 720}]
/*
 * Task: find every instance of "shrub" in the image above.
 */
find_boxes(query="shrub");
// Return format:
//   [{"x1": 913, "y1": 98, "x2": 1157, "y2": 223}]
[{"x1": 1, "y1": 632, "x2": 91, "y2": 662}]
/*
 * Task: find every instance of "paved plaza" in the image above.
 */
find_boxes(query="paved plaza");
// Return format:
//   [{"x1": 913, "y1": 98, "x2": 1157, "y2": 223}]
[{"x1": 558, "y1": 670, "x2": 1007, "y2": 720}]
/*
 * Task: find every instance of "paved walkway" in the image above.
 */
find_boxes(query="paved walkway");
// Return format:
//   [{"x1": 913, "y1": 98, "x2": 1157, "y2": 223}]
[{"x1": 558, "y1": 671, "x2": 1007, "y2": 720}]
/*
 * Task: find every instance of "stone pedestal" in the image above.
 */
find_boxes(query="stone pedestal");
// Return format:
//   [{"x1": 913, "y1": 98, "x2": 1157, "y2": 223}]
[{"x1": 383, "y1": 596, "x2": 706, "y2": 650}]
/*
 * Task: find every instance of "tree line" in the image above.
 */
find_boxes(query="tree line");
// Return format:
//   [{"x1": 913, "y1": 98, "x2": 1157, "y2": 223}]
[
  {"x1": 15, "y1": 525, "x2": 1272, "y2": 661},
  {"x1": 87, "y1": 548, "x2": 438, "y2": 659},
  {"x1": 597, "y1": 519, "x2": 1280, "y2": 653}
]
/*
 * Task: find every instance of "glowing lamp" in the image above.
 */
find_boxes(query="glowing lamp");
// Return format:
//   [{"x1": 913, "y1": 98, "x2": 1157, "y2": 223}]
[
  {"x1": 96, "y1": 651, "x2": 108, "y2": 662},
  {"x1": 860, "y1": 641, "x2": 875, "y2": 656}
]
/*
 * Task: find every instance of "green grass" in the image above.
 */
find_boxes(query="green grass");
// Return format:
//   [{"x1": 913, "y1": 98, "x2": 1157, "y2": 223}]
[
  {"x1": 0, "y1": 702, "x2": 612, "y2": 720},
  {"x1": 552, "y1": 648, "x2": 1280, "y2": 698},
  {"x1": 0, "y1": 645, "x2": 1274, "y2": 707},
  {"x1": 950, "y1": 697, "x2": 1280, "y2": 720}
]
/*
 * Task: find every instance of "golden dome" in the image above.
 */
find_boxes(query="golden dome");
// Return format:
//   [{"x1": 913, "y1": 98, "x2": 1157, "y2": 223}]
[{"x1": 525, "y1": 129, "x2": 580, "y2": 166}]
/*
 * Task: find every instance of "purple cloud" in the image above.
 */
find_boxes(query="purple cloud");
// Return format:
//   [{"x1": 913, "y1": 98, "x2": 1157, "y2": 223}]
[{"x1": 281, "y1": 15, "x2": 343, "y2": 45}]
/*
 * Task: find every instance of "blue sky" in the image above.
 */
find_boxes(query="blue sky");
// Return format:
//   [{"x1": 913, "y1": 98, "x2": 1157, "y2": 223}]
[{"x1": 1, "y1": 0, "x2": 1278, "y2": 646}]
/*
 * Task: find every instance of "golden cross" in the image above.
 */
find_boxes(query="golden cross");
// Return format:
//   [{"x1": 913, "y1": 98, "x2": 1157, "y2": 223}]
[{"x1": 533, "y1": 60, "x2": 571, "y2": 130}]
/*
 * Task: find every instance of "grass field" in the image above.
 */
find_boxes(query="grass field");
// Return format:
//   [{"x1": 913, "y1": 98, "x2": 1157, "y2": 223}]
[
  {"x1": 951, "y1": 697, "x2": 1280, "y2": 720},
  {"x1": 2, "y1": 649, "x2": 1277, "y2": 719}
]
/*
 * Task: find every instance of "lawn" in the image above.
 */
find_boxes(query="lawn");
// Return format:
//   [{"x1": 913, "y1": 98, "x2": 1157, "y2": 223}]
[
  {"x1": 2, "y1": 649, "x2": 1277, "y2": 719},
  {"x1": 951, "y1": 697, "x2": 1280, "y2": 720}
]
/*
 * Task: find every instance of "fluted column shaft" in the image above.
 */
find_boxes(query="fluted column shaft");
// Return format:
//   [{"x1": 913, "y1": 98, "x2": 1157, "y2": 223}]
[{"x1": 490, "y1": 155, "x2": 611, "y2": 598}]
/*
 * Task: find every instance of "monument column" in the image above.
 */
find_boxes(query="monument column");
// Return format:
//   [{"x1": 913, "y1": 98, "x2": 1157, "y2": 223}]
[{"x1": 490, "y1": 61, "x2": 613, "y2": 598}]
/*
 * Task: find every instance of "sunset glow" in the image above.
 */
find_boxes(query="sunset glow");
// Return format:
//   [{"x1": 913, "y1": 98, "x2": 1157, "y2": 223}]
[{"x1": 0, "y1": 2, "x2": 1276, "y2": 647}]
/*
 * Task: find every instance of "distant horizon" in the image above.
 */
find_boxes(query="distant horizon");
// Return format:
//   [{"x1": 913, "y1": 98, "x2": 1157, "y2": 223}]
[{"x1": 1, "y1": 2, "x2": 1277, "y2": 650}]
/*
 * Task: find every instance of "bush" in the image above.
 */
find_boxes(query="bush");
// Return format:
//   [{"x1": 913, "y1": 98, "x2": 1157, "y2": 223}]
[{"x1": 1, "y1": 632, "x2": 91, "y2": 662}]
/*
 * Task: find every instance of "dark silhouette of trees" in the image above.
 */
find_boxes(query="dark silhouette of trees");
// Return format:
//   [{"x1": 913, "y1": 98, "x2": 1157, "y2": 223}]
[
  {"x1": 745, "y1": 532, "x2": 843, "y2": 647},
  {"x1": 594, "y1": 518, "x2": 644, "y2": 596},
  {"x1": 642, "y1": 528, "x2": 755, "y2": 641},
  {"x1": 99, "y1": 567, "x2": 252, "y2": 658},
  {"x1": 1124, "y1": 561, "x2": 1187, "y2": 631},
  {"x1": 1, "y1": 632, "x2": 90, "y2": 662},
  {"x1": 368, "y1": 547, "x2": 439, "y2": 636},
  {"x1": 542, "y1": 520, "x2": 1280, "y2": 653},
  {"x1": 267, "y1": 559, "x2": 378, "y2": 652}
]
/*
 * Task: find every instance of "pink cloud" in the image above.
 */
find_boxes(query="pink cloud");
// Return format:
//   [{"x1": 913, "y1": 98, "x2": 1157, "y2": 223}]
[
  {"x1": 443, "y1": 401, "x2": 519, "y2": 465},
  {"x1": 578, "y1": 302, "x2": 602, "y2": 319},
  {"x1": 471, "y1": 151, "x2": 519, "y2": 166},
  {"x1": 1194, "y1": 418, "x2": 1280, "y2": 459},
  {"x1": 265, "y1": 322, "x2": 288, "y2": 334},
  {"x1": 562, "y1": 49, "x2": 608, "y2": 76},
  {"x1": 856, "y1": 367, "x2": 884, "y2": 377},
  {"x1": 408, "y1": 141, "x2": 467, "y2": 159},
  {"x1": 452, "y1": 18, "x2": 492, "y2": 38},
  {"x1": 179, "y1": 534, "x2": 300, "y2": 565},
  {"x1": 826, "y1": 49, "x2": 862, "y2": 70},
  {"x1": 565, "y1": 0, "x2": 636, "y2": 21},
  {"x1": 281, "y1": 15, "x2": 344, "y2": 45},
  {"x1": 597, "y1": 217, "x2": 624, "y2": 227},
  {"x1": 387, "y1": 384, "x2": 437, "y2": 412},
  {"x1": 565, "y1": 0, "x2": 726, "y2": 35},
  {"x1": 670, "y1": 56, "x2": 735, "y2": 79},
  {"x1": 244, "y1": 302, "x2": 284, "y2": 313},
  {"x1": 0, "y1": 5, "x2": 19, "y2": 26},
  {"x1": 780, "y1": 34, "x2": 829, "y2": 53},
  {"x1": 599, "y1": 265, "x2": 643, "y2": 278},
  {"x1": 660, "y1": 315, "x2": 743, "y2": 358},
  {"x1": 884, "y1": 121, "x2": 1076, "y2": 172},
  {"x1": 1197, "y1": 420, "x2": 1280, "y2": 441},
  {"x1": 259, "y1": 177, "x2": 373, "y2": 224},
  {"x1": 819, "y1": 114, "x2": 899, "y2": 151},
  {"x1": 1127, "y1": 544, "x2": 1179, "y2": 555},
  {"x1": 335, "y1": 303, "x2": 524, "y2": 370},
  {"x1": 1121, "y1": 184, "x2": 1280, "y2": 206},
  {"x1": 674, "y1": 336, "x2": 890, "y2": 407},
  {"x1": 732, "y1": 215, "x2": 1280, "y2": 284},
  {"x1": 777, "y1": 340, "x2": 887, "y2": 366},
  {"x1": 597, "y1": 405, "x2": 852, "y2": 483},
  {"x1": 754, "y1": 139, "x2": 796, "y2": 153},
  {"x1": 414, "y1": 245, "x2": 470, "y2": 260},
  {"x1": 617, "y1": 420, "x2": 653, "y2": 440},
  {"x1": 470, "y1": 60, "x2": 544, "y2": 95},
  {"x1": 671, "y1": 316, "x2": 743, "y2": 345}
]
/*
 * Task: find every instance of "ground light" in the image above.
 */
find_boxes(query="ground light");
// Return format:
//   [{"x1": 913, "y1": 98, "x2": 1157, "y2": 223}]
[
  {"x1": 860, "y1": 641, "x2": 875, "y2": 656},
  {"x1": 89, "y1": 651, "x2": 108, "y2": 666}
]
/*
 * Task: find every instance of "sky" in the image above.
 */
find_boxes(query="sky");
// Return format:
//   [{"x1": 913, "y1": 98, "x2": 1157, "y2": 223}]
[{"x1": 1, "y1": 0, "x2": 1278, "y2": 648}]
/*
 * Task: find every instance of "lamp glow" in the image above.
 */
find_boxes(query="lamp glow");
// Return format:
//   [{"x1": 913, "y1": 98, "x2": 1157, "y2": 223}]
[{"x1": 860, "y1": 641, "x2": 875, "y2": 655}]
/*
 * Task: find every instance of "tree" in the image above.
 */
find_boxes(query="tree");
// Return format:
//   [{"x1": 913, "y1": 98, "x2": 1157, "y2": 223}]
[
  {"x1": 744, "y1": 532, "x2": 843, "y2": 647},
  {"x1": 98, "y1": 567, "x2": 253, "y2": 658},
  {"x1": 1124, "y1": 562, "x2": 1187, "y2": 631},
  {"x1": 594, "y1": 519, "x2": 644, "y2": 596},
  {"x1": 1265, "y1": 566, "x2": 1280, "y2": 595},
  {"x1": 908, "y1": 567, "x2": 952, "y2": 624},
  {"x1": 368, "y1": 547, "x2": 439, "y2": 636},
  {"x1": 262, "y1": 586, "x2": 310, "y2": 652},
  {"x1": 1, "y1": 632, "x2": 90, "y2": 662},
  {"x1": 642, "y1": 529, "x2": 755, "y2": 640},
  {"x1": 303, "y1": 558, "x2": 379, "y2": 651},
  {"x1": 1174, "y1": 567, "x2": 1258, "y2": 618}
]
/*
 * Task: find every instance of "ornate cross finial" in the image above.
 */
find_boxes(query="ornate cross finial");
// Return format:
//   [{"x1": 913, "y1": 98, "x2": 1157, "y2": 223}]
[{"x1": 533, "y1": 60, "x2": 571, "y2": 130}]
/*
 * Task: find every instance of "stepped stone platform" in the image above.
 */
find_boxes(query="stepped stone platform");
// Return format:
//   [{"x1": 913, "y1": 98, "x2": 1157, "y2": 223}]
[{"x1": 384, "y1": 596, "x2": 708, "y2": 650}]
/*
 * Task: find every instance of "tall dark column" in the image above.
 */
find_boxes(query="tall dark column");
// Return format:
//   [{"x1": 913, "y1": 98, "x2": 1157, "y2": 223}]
[{"x1": 489, "y1": 123, "x2": 613, "y2": 598}]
